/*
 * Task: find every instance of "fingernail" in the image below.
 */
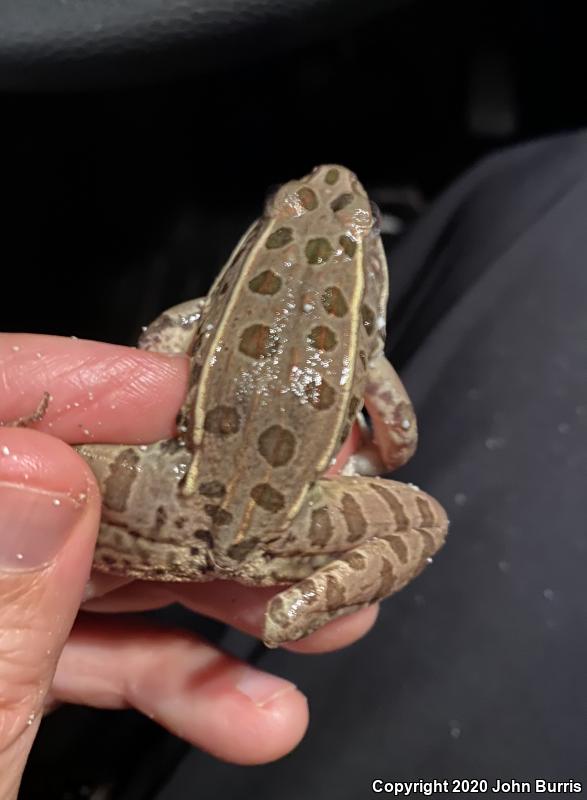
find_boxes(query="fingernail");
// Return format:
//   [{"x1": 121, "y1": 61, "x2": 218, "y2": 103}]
[
  {"x1": 0, "y1": 482, "x2": 84, "y2": 571},
  {"x1": 236, "y1": 669, "x2": 297, "y2": 708}
]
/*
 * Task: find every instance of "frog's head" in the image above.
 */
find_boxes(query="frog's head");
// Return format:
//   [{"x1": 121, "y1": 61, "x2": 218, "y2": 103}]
[{"x1": 263, "y1": 164, "x2": 377, "y2": 245}]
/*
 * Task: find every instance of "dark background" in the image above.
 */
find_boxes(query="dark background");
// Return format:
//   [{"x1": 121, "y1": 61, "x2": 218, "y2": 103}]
[
  {"x1": 3, "y1": 0, "x2": 585, "y2": 349},
  {"x1": 1, "y1": 0, "x2": 584, "y2": 796}
]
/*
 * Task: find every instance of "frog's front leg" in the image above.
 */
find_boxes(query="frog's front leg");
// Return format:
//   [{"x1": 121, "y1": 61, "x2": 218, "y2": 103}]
[
  {"x1": 262, "y1": 477, "x2": 448, "y2": 647},
  {"x1": 346, "y1": 353, "x2": 418, "y2": 477},
  {"x1": 137, "y1": 298, "x2": 207, "y2": 355}
]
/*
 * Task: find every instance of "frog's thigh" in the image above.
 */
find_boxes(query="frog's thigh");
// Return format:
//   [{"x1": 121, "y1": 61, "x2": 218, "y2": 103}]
[
  {"x1": 138, "y1": 298, "x2": 207, "y2": 354},
  {"x1": 270, "y1": 477, "x2": 438, "y2": 555},
  {"x1": 78, "y1": 441, "x2": 214, "y2": 581},
  {"x1": 93, "y1": 520, "x2": 215, "y2": 581},
  {"x1": 263, "y1": 477, "x2": 448, "y2": 646},
  {"x1": 349, "y1": 353, "x2": 418, "y2": 475}
]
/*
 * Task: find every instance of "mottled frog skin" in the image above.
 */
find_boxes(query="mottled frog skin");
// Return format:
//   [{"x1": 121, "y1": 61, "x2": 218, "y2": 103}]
[{"x1": 77, "y1": 165, "x2": 449, "y2": 647}]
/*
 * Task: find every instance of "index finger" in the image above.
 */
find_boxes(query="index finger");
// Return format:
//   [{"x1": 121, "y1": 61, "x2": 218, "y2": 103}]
[{"x1": 0, "y1": 333, "x2": 189, "y2": 444}]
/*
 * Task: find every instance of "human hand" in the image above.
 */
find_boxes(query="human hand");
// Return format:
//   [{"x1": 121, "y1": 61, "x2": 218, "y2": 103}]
[{"x1": 0, "y1": 333, "x2": 378, "y2": 797}]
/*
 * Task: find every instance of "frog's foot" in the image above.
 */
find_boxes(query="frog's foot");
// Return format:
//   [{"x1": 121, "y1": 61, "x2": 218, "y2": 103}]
[
  {"x1": 345, "y1": 352, "x2": 418, "y2": 477},
  {"x1": 263, "y1": 482, "x2": 448, "y2": 647}
]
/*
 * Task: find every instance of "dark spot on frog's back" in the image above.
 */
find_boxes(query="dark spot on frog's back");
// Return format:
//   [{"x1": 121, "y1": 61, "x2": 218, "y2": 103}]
[
  {"x1": 321, "y1": 286, "x2": 349, "y2": 318},
  {"x1": 306, "y1": 379, "x2": 336, "y2": 411},
  {"x1": 257, "y1": 425, "x2": 296, "y2": 467},
  {"x1": 265, "y1": 227, "x2": 293, "y2": 249},
  {"x1": 204, "y1": 406, "x2": 240, "y2": 436},
  {"x1": 306, "y1": 238, "x2": 333, "y2": 265},
  {"x1": 239, "y1": 324, "x2": 274, "y2": 359},
  {"x1": 331, "y1": 193, "x2": 354, "y2": 212},
  {"x1": 308, "y1": 325, "x2": 337, "y2": 352},
  {"x1": 248, "y1": 270, "x2": 282, "y2": 295},
  {"x1": 324, "y1": 168, "x2": 340, "y2": 185},
  {"x1": 297, "y1": 186, "x2": 318, "y2": 210},
  {"x1": 250, "y1": 483, "x2": 285, "y2": 513},
  {"x1": 339, "y1": 234, "x2": 357, "y2": 258}
]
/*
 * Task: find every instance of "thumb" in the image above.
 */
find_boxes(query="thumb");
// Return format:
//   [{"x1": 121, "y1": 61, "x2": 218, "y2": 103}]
[{"x1": 0, "y1": 428, "x2": 100, "y2": 799}]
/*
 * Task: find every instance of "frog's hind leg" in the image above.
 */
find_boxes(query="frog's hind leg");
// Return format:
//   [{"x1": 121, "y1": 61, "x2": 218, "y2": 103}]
[
  {"x1": 262, "y1": 477, "x2": 448, "y2": 647},
  {"x1": 77, "y1": 440, "x2": 215, "y2": 580}
]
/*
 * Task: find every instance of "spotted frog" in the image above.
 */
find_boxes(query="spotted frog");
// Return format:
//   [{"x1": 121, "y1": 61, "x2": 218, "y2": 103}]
[{"x1": 77, "y1": 165, "x2": 448, "y2": 647}]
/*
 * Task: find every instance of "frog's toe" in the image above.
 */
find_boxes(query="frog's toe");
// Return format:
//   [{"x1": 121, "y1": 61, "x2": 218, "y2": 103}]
[{"x1": 263, "y1": 585, "x2": 368, "y2": 648}]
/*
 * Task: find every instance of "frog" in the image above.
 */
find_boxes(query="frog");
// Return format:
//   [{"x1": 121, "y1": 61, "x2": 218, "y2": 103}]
[{"x1": 76, "y1": 164, "x2": 449, "y2": 647}]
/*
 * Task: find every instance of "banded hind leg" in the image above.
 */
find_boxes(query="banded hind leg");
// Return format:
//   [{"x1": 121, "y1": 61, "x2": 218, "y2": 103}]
[
  {"x1": 250, "y1": 477, "x2": 448, "y2": 646},
  {"x1": 258, "y1": 355, "x2": 445, "y2": 646}
]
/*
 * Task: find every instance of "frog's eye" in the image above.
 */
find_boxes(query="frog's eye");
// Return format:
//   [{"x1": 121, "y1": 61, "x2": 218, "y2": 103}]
[{"x1": 369, "y1": 201, "x2": 382, "y2": 236}]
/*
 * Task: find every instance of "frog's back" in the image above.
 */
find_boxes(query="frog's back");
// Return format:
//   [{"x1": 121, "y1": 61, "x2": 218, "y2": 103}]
[{"x1": 181, "y1": 165, "x2": 383, "y2": 556}]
